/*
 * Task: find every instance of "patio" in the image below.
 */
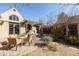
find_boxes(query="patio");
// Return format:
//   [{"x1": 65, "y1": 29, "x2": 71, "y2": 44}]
[
  {"x1": 0, "y1": 45, "x2": 38, "y2": 56},
  {"x1": 0, "y1": 33, "x2": 40, "y2": 56}
]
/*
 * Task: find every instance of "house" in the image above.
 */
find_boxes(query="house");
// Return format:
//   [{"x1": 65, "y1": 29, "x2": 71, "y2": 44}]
[
  {"x1": 28, "y1": 21, "x2": 42, "y2": 33},
  {"x1": 0, "y1": 7, "x2": 27, "y2": 42},
  {"x1": 56, "y1": 14, "x2": 79, "y2": 36},
  {"x1": 0, "y1": 7, "x2": 42, "y2": 42}
]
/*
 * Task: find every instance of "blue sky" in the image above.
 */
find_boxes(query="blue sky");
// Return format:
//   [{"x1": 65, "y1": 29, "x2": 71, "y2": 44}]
[{"x1": 0, "y1": 3, "x2": 78, "y2": 23}]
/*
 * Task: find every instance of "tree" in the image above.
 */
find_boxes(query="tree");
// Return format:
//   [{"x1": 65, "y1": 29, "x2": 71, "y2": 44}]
[
  {"x1": 58, "y1": 12, "x2": 67, "y2": 20},
  {"x1": 38, "y1": 18, "x2": 44, "y2": 24},
  {"x1": 46, "y1": 16, "x2": 53, "y2": 25}
]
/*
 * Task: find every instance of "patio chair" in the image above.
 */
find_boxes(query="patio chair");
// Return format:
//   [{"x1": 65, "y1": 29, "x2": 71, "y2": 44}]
[
  {"x1": 8, "y1": 38, "x2": 21, "y2": 50},
  {"x1": 22, "y1": 34, "x2": 32, "y2": 45},
  {"x1": 24, "y1": 34, "x2": 33, "y2": 46}
]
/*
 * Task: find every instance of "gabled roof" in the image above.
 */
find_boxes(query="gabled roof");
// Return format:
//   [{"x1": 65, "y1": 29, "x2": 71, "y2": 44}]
[{"x1": 0, "y1": 7, "x2": 24, "y2": 22}]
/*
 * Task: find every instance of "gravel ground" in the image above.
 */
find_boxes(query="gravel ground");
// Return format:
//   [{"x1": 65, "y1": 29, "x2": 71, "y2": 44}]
[
  {"x1": 0, "y1": 45, "x2": 38, "y2": 56},
  {"x1": 1, "y1": 36, "x2": 79, "y2": 56},
  {"x1": 25, "y1": 43, "x2": 79, "y2": 56},
  {"x1": 0, "y1": 35, "x2": 40, "y2": 56}
]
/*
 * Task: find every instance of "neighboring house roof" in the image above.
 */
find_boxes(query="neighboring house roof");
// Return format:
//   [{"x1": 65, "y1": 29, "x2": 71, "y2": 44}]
[
  {"x1": 56, "y1": 15, "x2": 79, "y2": 24},
  {"x1": 68, "y1": 15, "x2": 79, "y2": 24},
  {"x1": 56, "y1": 16, "x2": 68, "y2": 24},
  {"x1": 25, "y1": 20, "x2": 42, "y2": 26}
]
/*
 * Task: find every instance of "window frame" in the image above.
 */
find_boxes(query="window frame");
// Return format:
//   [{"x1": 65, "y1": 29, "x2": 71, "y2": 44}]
[
  {"x1": 9, "y1": 15, "x2": 19, "y2": 21},
  {"x1": 9, "y1": 22, "x2": 20, "y2": 35}
]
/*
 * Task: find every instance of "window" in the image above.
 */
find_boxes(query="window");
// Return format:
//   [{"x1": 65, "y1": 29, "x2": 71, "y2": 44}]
[
  {"x1": 15, "y1": 23, "x2": 19, "y2": 34},
  {"x1": 68, "y1": 24, "x2": 78, "y2": 36},
  {"x1": 9, "y1": 22, "x2": 19, "y2": 34},
  {"x1": 9, "y1": 23, "x2": 13, "y2": 34},
  {"x1": 9, "y1": 15, "x2": 19, "y2": 21}
]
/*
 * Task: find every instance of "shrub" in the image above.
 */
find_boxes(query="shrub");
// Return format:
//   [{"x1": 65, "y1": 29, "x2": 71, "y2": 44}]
[
  {"x1": 42, "y1": 36, "x2": 58, "y2": 51},
  {"x1": 67, "y1": 36, "x2": 79, "y2": 45},
  {"x1": 50, "y1": 25, "x2": 66, "y2": 42},
  {"x1": 42, "y1": 36, "x2": 53, "y2": 44},
  {"x1": 51, "y1": 27, "x2": 65, "y2": 39},
  {"x1": 48, "y1": 42, "x2": 59, "y2": 51}
]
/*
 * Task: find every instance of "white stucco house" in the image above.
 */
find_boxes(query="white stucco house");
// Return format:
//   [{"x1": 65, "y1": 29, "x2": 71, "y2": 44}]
[
  {"x1": 0, "y1": 7, "x2": 42, "y2": 42},
  {"x1": 0, "y1": 7, "x2": 26, "y2": 42}
]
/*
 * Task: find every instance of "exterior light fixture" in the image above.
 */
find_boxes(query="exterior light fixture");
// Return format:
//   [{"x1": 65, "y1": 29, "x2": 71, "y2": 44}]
[
  {"x1": 13, "y1": 9, "x2": 16, "y2": 12},
  {"x1": 0, "y1": 16, "x2": 1, "y2": 19},
  {"x1": 0, "y1": 21, "x2": 4, "y2": 25}
]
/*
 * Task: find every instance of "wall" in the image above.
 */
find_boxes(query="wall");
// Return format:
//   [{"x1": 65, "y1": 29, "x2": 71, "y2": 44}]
[
  {"x1": 20, "y1": 26, "x2": 26, "y2": 34},
  {"x1": 0, "y1": 22, "x2": 9, "y2": 42}
]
